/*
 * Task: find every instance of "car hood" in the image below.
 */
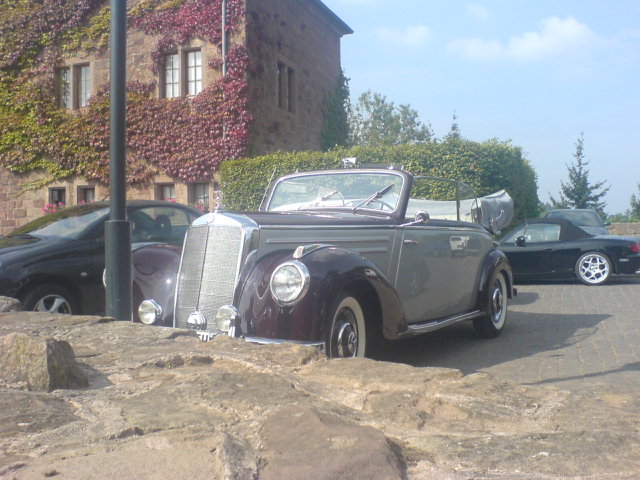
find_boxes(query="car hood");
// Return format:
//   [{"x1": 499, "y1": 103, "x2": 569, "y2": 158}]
[{"x1": 0, "y1": 235, "x2": 49, "y2": 257}]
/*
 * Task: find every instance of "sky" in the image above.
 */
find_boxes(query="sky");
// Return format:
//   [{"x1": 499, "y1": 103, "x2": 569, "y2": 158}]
[{"x1": 320, "y1": 0, "x2": 640, "y2": 214}]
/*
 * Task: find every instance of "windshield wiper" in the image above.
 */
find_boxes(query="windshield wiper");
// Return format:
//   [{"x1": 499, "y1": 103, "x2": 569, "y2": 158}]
[{"x1": 352, "y1": 184, "x2": 395, "y2": 213}]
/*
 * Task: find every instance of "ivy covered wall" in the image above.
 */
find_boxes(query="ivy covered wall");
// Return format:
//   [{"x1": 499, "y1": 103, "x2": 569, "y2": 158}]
[{"x1": 0, "y1": 0, "x2": 250, "y2": 188}]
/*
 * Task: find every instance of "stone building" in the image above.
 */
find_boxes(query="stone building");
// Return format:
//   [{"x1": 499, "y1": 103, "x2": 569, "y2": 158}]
[{"x1": 0, "y1": 0, "x2": 352, "y2": 235}]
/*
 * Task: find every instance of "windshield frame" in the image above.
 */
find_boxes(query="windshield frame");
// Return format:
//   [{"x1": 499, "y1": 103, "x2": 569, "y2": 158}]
[{"x1": 261, "y1": 169, "x2": 410, "y2": 217}]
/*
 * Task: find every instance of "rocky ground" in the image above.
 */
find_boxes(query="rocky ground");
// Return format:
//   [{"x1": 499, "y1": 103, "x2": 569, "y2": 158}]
[{"x1": 1, "y1": 310, "x2": 639, "y2": 480}]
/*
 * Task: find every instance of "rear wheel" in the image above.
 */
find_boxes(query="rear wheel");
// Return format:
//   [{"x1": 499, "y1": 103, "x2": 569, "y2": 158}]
[
  {"x1": 473, "y1": 271, "x2": 508, "y2": 338},
  {"x1": 22, "y1": 284, "x2": 76, "y2": 314},
  {"x1": 575, "y1": 252, "x2": 611, "y2": 285},
  {"x1": 327, "y1": 296, "x2": 367, "y2": 358}
]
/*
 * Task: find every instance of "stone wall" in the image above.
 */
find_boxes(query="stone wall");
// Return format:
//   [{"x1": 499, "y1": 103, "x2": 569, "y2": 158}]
[
  {"x1": 608, "y1": 223, "x2": 640, "y2": 236},
  {"x1": 245, "y1": 0, "x2": 351, "y2": 154}
]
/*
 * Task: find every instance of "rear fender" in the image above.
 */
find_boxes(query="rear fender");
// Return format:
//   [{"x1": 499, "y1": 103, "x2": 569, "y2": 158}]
[{"x1": 477, "y1": 249, "x2": 515, "y2": 313}]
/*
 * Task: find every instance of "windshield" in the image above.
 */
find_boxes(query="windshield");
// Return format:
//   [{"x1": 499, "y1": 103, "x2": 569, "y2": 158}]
[
  {"x1": 266, "y1": 172, "x2": 405, "y2": 213},
  {"x1": 8, "y1": 205, "x2": 109, "y2": 239}
]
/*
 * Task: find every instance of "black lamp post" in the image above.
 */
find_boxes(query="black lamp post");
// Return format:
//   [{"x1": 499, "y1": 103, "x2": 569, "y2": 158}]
[{"x1": 105, "y1": 0, "x2": 132, "y2": 320}]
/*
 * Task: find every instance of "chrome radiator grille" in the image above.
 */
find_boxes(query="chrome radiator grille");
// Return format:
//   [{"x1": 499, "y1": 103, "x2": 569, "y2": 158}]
[{"x1": 174, "y1": 223, "x2": 244, "y2": 330}]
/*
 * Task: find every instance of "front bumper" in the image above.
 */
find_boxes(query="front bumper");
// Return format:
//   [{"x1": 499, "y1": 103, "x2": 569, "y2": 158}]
[{"x1": 195, "y1": 329, "x2": 324, "y2": 350}]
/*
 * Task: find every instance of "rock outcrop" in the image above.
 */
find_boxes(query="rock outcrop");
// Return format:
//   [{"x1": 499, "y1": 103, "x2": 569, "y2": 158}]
[{"x1": 0, "y1": 312, "x2": 638, "y2": 479}]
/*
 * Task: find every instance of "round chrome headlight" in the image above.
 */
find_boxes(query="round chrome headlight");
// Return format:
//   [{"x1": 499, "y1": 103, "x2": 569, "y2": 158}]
[
  {"x1": 138, "y1": 299, "x2": 162, "y2": 325},
  {"x1": 270, "y1": 261, "x2": 310, "y2": 305}
]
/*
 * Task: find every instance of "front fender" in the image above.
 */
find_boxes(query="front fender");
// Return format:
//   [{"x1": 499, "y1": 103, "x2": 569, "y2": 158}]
[{"x1": 235, "y1": 245, "x2": 406, "y2": 343}]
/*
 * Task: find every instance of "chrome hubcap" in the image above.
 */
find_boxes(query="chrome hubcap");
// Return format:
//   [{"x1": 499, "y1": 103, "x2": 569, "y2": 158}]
[
  {"x1": 34, "y1": 295, "x2": 72, "y2": 314},
  {"x1": 491, "y1": 282, "x2": 504, "y2": 324},
  {"x1": 579, "y1": 254, "x2": 609, "y2": 283},
  {"x1": 334, "y1": 310, "x2": 358, "y2": 357}
]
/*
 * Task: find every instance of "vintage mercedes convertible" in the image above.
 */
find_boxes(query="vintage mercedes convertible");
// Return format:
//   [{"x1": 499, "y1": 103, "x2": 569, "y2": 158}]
[{"x1": 136, "y1": 166, "x2": 516, "y2": 357}]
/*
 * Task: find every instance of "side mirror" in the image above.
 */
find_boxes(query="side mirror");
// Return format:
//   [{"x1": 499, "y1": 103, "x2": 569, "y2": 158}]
[
  {"x1": 415, "y1": 211, "x2": 430, "y2": 224},
  {"x1": 515, "y1": 235, "x2": 526, "y2": 247}
]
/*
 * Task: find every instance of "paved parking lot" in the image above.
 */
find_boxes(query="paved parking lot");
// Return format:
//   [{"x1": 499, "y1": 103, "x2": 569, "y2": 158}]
[{"x1": 379, "y1": 276, "x2": 640, "y2": 396}]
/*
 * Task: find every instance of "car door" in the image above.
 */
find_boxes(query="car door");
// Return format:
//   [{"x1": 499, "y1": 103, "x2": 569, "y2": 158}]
[
  {"x1": 504, "y1": 223, "x2": 562, "y2": 277},
  {"x1": 394, "y1": 222, "x2": 490, "y2": 323}
]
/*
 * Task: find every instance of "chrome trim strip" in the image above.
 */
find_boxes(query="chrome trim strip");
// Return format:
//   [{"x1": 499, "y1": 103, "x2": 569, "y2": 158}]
[
  {"x1": 407, "y1": 310, "x2": 483, "y2": 334},
  {"x1": 243, "y1": 336, "x2": 325, "y2": 349},
  {"x1": 265, "y1": 234, "x2": 393, "y2": 243}
]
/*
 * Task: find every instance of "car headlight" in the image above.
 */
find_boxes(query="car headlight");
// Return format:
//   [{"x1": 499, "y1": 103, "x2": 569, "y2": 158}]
[
  {"x1": 138, "y1": 299, "x2": 162, "y2": 325},
  {"x1": 270, "y1": 261, "x2": 310, "y2": 305}
]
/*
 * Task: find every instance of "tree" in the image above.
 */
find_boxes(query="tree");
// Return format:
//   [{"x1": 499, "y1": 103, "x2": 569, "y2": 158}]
[
  {"x1": 631, "y1": 183, "x2": 640, "y2": 219},
  {"x1": 550, "y1": 133, "x2": 609, "y2": 213},
  {"x1": 320, "y1": 70, "x2": 350, "y2": 151},
  {"x1": 444, "y1": 111, "x2": 462, "y2": 141},
  {"x1": 348, "y1": 90, "x2": 433, "y2": 146}
]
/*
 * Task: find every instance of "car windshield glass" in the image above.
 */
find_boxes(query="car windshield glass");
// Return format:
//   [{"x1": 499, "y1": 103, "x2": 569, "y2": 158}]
[
  {"x1": 8, "y1": 205, "x2": 109, "y2": 239},
  {"x1": 267, "y1": 172, "x2": 404, "y2": 212}
]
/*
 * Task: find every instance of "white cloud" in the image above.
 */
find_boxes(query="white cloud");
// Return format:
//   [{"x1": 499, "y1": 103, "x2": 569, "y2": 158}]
[
  {"x1": 376, "y1": 25, "x2": 430, "y2": 48},
  {"x1": 466, "y1": 4, "x2": 489, "y2": 21},
  {"x1": 449, "y1": 17, "x2": 601, "y2": 62}
]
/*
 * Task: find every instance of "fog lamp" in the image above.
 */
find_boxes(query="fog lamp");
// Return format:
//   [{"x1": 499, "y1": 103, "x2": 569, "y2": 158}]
[
  {"x1": 215, "y1": 305, "x2": 238, "y2": 333},
  {"x1": 138, "y1": 299, "x2": 162, "y2": 325}
]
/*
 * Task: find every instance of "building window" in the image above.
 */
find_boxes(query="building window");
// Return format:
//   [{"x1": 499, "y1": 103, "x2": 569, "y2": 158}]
[
  {"x1": 49, "y1": 188, "x2": 66, "y2": 206},
  {"x1": 78, "y1": 186, "x2": 95, "y2": 204},
  {"x1": 156, "y1": 184, "x2": 176, "y2": 202},
  {"x1": 76, "y1": 64, "x2": 91, "y2": 107},
  {"x1": 277, "y1": 61, "x2": 295, "y2": 112},
  {"x1": 189, "y1": 183, "x2": 209, "y2": 211},
  {"x1": 57, "y1": 68, "x2": 71, "y2": 109},
  {"x1": 161, "y1": 49, "x2": 202, "y2": 98},
  {"x1": 164, "y1": 53, "x2": 180, "y2": 98},
  {"x1": 186, "y1": 50, "x2": 202, "y2": 96}
]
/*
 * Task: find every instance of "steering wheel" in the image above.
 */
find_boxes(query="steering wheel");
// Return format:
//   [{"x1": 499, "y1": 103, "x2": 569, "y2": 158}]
[{"x1": 368, "y1": 200, "x2": 394, "y2": 211}]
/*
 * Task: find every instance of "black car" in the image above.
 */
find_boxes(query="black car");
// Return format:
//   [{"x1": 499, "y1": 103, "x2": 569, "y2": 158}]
[
  {"x1": 0, "y1": 200, "x2": 201, "y2": 314},
  {"x1": 499, "y1": 218, "x2": 640, "y2": 285}
]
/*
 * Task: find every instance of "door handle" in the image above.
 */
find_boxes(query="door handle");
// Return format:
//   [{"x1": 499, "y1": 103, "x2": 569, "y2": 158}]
[
  {"x1": 544, "y1": 248, "x2": 555, "y2": 252},
  {"x1": 403, "y1": 239, "x2": 418, "y2": 245}
]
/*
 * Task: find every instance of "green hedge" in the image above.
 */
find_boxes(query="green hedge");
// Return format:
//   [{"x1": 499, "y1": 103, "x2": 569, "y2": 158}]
[{"x1": 220, "y1": 139, "x2": 539, "y2": 224}]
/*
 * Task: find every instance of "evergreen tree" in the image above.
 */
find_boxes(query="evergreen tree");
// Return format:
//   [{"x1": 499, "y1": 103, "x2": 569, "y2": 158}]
[
  {"x1": 631, "y1": 183, "x2": 640, "y2": 219},
  {"x1": 550, "y1": 133, "x2": 609, "y2": 213},
  {"x1": 320, "y1": 70, "x2": 350, "y2": 151},
  {"x1": 348, "y1": 90, "x2": 432, "y2": 146},
  {"x1": 444, "y1": 111, "x2": 462, "y2": 141}
]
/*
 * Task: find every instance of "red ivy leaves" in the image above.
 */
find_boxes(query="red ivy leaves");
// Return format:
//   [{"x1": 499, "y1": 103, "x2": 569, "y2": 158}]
[{"x1": 54, "y1": 46, "x2": 251, "y2": 185}]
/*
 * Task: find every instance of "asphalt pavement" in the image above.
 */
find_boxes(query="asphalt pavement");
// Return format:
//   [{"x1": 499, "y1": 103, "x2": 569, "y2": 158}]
[{"x1": 378, "y1": 276, "x2": 640, "y2": 396}]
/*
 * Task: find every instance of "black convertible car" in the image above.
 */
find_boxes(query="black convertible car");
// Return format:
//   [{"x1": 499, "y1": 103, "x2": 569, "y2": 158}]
[
  {"x1": 499, "y1": 218, "x2": 640, "y2": 285},
  {"x1": 0, "y1": 200, "x2": 200, "y2": 314}
]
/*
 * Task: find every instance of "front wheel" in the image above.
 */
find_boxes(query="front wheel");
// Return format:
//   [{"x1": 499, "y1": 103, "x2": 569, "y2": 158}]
[
  {"x1": 327, "y1": 296, "x2": 367, "y2": 358},
  {"x1": 575, "y1": 252, "x2": 611, "y2": 285},
  {"x1": 473, "y1": 271, "x2": 508, "y2": 338},
  {"x1": 22, "y1": 284, "x2": 77, "y2": 314}
]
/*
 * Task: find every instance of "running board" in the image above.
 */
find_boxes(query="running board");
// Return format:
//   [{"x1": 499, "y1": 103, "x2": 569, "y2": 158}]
[{"x1": 406, "y1": 310, "x2": 483, "y2": 334}]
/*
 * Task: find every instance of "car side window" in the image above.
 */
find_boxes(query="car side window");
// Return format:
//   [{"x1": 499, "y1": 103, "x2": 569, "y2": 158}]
[
  {"x1": 523, "y1": 224, "x2": 561, "y2": 242},
  {"x1": 130, "y1": 207, "x2": 196, "y2": 243}
]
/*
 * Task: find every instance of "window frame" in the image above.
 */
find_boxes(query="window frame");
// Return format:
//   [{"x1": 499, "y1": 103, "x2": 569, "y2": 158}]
[{"x1": 76, "y1": 64, "x2": 91, "y2": 108}]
